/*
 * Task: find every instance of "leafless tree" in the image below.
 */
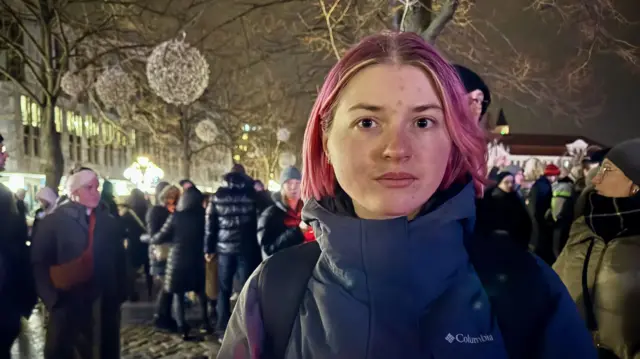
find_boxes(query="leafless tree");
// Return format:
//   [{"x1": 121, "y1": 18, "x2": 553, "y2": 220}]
[{"x1": 296, "y1": 0, "x2": 639, "y2": 123}]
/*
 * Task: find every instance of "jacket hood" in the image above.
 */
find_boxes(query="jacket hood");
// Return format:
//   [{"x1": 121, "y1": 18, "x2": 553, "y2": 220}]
[
  {"x1": 223, "y1": 172, "x2": 253, "y2": 189},
  {"x1": 177, "y1": 187, "x2": 203, "y2": 212},
  {"x1": 302, "y1": 181, "x2": 476, "y2": 317},
  {"x1": 36, "y1": 187, "x2": 58, "y2": 214}
]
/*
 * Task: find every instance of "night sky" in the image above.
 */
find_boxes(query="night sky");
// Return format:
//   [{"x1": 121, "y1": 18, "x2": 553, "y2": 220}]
[{"x1": 474, "y1": 0, "x2": 640, "y2": 146}]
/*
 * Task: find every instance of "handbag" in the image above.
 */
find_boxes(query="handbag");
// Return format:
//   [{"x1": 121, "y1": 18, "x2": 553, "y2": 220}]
[{"x1": 582, "y1": 239, "x2": 620, "y2": 359}]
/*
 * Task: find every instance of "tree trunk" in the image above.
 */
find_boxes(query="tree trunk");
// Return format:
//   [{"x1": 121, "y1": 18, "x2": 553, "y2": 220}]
[
  {"x1": 42, "y1": 98, "x2": 64, "y2": 191},
  {"x1": 180, "y1": 117, "x2": 191, "y2": 179}
]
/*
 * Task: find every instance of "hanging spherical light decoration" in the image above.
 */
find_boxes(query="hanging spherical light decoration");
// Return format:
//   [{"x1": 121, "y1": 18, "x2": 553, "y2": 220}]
[
  {"x1": 195, "y1": 119, "x2": 218, "y2": 143},
  {"x1": 146, "y1": 33, "x2": 210, "y2": 105},
  {"x1": 276, "y1": 128, "x2": 291, "y2": 142},
  {"x1": 278, "y1": 151, "x2": 296, "y2": 169},
  {"x1": 60, "y1": 71, "x2": 87, "y2": 98},
  {"x1": 95, "y1": 67, "x2": 136, "y2": 109}
]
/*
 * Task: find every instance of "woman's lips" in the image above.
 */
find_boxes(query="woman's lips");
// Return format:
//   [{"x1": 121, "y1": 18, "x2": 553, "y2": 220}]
[{"x1": 375, "y1": 172, "x2": 417, "y2": 188}]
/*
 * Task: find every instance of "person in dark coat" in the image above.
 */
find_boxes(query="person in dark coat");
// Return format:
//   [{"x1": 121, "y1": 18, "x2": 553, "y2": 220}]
[
  {"x1": 258, "y1": 166, "x2": 307, "y2": 259},
  {"x1": 31, "y1": 167, "x2": 126, "y2": 359},
  {"x1": 121, "y1": 188, "x2": 151, "y2": 301},
  {"x1": 100, "y1": 180, "x2": 119, "y2": 218},
  {"x1": 150, "y1": 187, "x2": 210, "y2": 339},
  {"x1": 476, "y1": 171, "x2": 532, "y2": 249},
  {"x1": 0, "y1": 182, "x2": 36, "y2": 357},
  {"x1": 527, "y1": 164, "x2": 560, "y2": 264},
  {"x1": 179, "y1": 179, "x2": 196, "y2": 191},
  {"x1": 253, "y1": 180, "x2": 274, "y2": 214},
  {"x1": 31, "y1": 186, "x2": 58, "y2": 239},
  {"x1": 142, "y1": 182, "x2": 179, "y2": 332},
  {"x1": 204, "y1": 163, "x2": 258, "y2": 337}
]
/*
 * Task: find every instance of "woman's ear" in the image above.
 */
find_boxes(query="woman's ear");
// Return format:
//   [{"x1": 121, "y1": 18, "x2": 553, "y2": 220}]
[{"x1": 322, "y1": 135, "x2": 330, "y2": 164}]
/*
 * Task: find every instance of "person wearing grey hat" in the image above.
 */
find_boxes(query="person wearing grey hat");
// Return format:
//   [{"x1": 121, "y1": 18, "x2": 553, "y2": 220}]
[
  {"x1": 258, "y1": 166, "x2": 308, "y2": 261},
  {"x1": 554, "y1": 138, "x2": 640, "y2": 359}
]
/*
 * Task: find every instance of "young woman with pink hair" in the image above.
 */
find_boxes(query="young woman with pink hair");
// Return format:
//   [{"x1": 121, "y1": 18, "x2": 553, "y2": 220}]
[{"x1": 217, "y1": 32, "x2": 596, "y2": 359}]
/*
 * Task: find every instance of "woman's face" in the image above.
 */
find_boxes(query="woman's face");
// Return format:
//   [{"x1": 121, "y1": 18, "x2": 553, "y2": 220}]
[
  {"x1": 325, "y1": 63, "x2": 451, "y2": 220},
  {"x1": 592, "y1": 160, "x2": 638, "y2": 198},
  {"x1": 498, "y1": 175, "x2": 515, "y2": 193},
  {"x1": 283, "y1": 179, "x2": 301, "y2": 201}
]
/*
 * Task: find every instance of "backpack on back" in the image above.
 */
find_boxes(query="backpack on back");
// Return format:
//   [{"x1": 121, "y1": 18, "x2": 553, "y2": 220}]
[{"x1": 258, "y1": 234, "x2": 555, "y2": 359}]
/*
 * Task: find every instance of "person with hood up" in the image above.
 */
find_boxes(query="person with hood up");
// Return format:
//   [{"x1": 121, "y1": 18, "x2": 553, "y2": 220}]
[
  {"x1": 257, "y1": 166, "x2": 308, "y2": 260},
  {"x1": 528, "y1": 163, "x2": 561, "y2": 264},
  {"x1": 205, "y1": 163, "x2": 259, "y2": 340},
  {"x1": 31, "y1": 167, "x2": 126, "y2": 359},
  {"x1": 32, "y1": 186, "x2": 58, "y2": 238},
  {"x1": 150, "y1": 187, "x2": 211, "y2": 339},
  {"x1": 554, "y1": 138, "x2": 640, "y2": 359},
  {"x1": 217, "y1": 32, "x2": 596, "y2": 359},
  {"x1": 476, "y1": 171, "x2": 532, "y2": 249}
]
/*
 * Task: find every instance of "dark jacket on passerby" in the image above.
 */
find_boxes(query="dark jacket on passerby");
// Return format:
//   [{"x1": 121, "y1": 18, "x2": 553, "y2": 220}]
[
  {"x1": 100, "y1": 180, "x2": 119, "y2": 218},
  {"x1": 554, "y1": 193, "x2": 640, "y2": 359},
  {"x1": 258, "y1": 191, "x2": 305, "y2": 259},
  {"x1": 205, "y1": 172, "x2": 258, "y2": 256},
  {"x1": 145, "y1": 205, "x2": 170, "y2": 276},
  {"x1": 121, "y1": 202, "x2": 149, "y2": 269},
  {"x1": 0, "y1": 183, "x2": 36, "y2": 353},
  {"x1": 527, "y1": 176, "x2": 554, "y2": 263},
  {"x1": 219, "y1": 182, "x2": 597, "y2": 359},
  {"x1": 476, "y1": 186, "x2": 532, "y2": 249},
  {"x1": 31, "y1": 200, "x2": 127, "y2": 359},
  {"x1": 255, "y1": 190, "x2": 274, "y2": 215},
  {"x1": 151, "y1": 188, "x2": 206, "y2": 294}
]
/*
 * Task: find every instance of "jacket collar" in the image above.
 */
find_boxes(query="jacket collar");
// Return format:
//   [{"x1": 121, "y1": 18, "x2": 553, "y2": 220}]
[{"x1": 302, "y1": 182, "x2": 477, "y2": 315}]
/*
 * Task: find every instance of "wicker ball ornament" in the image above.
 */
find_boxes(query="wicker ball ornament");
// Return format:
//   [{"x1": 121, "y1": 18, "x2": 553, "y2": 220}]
[
  {"x1": 276, "y1": 128, "x2": 291, "y2": 142},
  {"x1": 278, "y1": 151, "x2": 296, "y2": 169},
  {"x1": 146, "y1": 36, "x2": 210, "y2": 105},
  {"x1": 95, "y1": 67, "x2": 136, "y2": 109},
  {"x1": 195, "y1": 119, "x2": 218, "y2": 143},
  {"x1": 60, "y1": 71, "x2": 87, "y2": 97}
]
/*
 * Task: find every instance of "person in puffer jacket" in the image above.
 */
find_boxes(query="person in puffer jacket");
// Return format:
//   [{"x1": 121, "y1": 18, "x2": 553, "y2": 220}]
[
  {"x1": 554, "y1": 138, "x2": 640, "y2": 359},
  {"x1": 258, "y1": 166, "x2": 306, "y2": 260},
  {"x1": 205, "y1": 164, "x2": 258, "y2": 337}
]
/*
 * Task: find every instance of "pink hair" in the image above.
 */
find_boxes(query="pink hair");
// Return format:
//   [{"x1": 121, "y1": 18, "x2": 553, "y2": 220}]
[{"x1": 301, "y1": 32, "x2": 487, "y2": 201}]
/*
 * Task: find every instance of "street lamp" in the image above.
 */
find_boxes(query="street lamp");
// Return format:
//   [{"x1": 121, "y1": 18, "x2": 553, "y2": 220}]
[{"x1": 123, "y1": 156, "x2": 164, "y2": 194}]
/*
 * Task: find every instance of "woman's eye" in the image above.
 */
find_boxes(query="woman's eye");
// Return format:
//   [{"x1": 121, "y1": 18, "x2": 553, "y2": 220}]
[
  {"x1": 415, "y1": 118, "x2": 434, "y2": 128},
  {"x1": 357, "y1": 118, "x2": 377, "y2": 129}
]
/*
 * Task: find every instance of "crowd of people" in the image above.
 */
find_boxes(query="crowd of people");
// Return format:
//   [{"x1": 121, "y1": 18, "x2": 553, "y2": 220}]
[{"x1": 0, "y1": 31, "x2": 639, "y2": 359}]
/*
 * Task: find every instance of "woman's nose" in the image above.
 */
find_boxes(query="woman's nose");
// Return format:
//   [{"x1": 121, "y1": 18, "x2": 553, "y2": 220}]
[{"x1": 381, "y1": 128, "x2": 411, "y2": 161}]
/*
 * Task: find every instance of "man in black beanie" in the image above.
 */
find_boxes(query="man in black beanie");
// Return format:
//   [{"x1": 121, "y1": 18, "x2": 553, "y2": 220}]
[
  {"x1": 454, "y1": 64, "x2": 492, "y2": 122},
  {"x1": 602, "y1": 138, "x2": 640, "y2": 195}
]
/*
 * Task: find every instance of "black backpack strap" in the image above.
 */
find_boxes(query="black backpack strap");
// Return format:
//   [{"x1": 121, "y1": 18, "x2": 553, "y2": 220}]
[
  {"x1": 466, "y1": 231, "x2": 554, "y2": 359},
  {"x1": 258, "y1": 241, "x2": 321, "y2": 359}
]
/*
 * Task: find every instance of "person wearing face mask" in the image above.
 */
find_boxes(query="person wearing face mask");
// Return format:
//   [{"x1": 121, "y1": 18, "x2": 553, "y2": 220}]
[
  {"x1": 31, "y1": 167, "x2": 127, "y2": 359},
  {"x1": 554, "y1": 138, "x2": 640, "y2": 359},
  {"x1": 476, "y1": 171, "x2": 532, "y2": 249},
  {"x1": 257, "y1": 166, "x2": 307, "y2": 260},
  {"x1": 217, "y1": 32, "x2": 596, "y2": 359}
]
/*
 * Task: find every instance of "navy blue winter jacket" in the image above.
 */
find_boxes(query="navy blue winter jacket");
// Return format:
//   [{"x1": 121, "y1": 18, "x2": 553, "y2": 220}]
[{"x1": 218, "y1": 182, "x2": 597, "y2": 358}]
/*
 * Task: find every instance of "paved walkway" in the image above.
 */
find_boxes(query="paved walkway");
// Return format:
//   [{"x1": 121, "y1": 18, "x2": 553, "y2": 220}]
[{"x1": 11, "y1": 301, "x2": 221, "y2": 359}]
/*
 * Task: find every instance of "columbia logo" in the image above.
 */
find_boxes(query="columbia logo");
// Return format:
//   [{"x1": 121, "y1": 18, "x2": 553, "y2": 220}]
[{"x1": 445, "y1": 333, "x2": 455, "y2": 343}]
